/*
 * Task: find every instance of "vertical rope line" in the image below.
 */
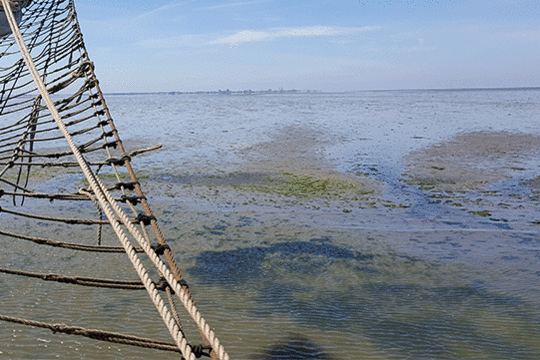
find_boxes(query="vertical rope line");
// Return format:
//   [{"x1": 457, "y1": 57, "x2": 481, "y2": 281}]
[{"x1": 78, "y1": 188, "x2": 103, "y2": 245}]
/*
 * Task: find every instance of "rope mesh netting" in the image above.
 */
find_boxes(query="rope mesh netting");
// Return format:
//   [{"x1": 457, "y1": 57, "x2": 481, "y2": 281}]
[
  {"x1": 0, "y1": 1, "x2": 228, "y2": 359},
  {"x1": 0, "y1": 0, "x2": 130, "y2": 197}
]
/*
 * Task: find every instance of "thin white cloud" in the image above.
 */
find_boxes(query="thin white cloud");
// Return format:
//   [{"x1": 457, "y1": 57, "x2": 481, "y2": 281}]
[
  {"x1": 134, "y1": 2, "x2": 187, "y2": 21},
  {"x1": 209, "y1": 26, "x2": 381, "y2": 46},
  {"x1": 138, "y1": 34, "x2": 210, "y2": 49},
  {"x1": 80, "y1": 2, "x2": 186, "y2": 39},
  {"x1": 195, "y1": 0, "x2": 270, "y2": 11}
]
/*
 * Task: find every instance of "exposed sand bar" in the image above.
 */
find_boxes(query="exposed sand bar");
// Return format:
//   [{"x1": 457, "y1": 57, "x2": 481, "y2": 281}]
[{"x1": 403, "y1": 131, "x2": 540, "y2": 192}]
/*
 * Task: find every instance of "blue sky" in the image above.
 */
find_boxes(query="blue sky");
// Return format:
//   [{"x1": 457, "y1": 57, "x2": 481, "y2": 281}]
[{"x1": 75, "y1": 0, "x2": 540, "y2": 92}]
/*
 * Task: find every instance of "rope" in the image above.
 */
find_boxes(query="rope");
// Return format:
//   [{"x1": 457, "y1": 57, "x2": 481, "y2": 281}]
[
  {"x1": 0, "y1": 228, "x2": 143, "y2": 253},
  {"x1": 167, "y1": 285, "x2": 187, "y2": 338},
  {"x1": 0, "y1": 206, "x2": 161, "y2": 226},
  {"x1": 0, "y1": 267, "x2": 170, "y2": 291},
  {"x1": 0, "y1": 189, "x2": 88, "y2": 201},
  {"x1": 2, "y1": 3, "x2": 229, "y2": 359},
  {"x1": 81, "y1": 65, "x2": 211, "y2": 355},
  {"x1": 0, "y1": 206, "x2": 111, "y2": 225},
  {"x1": 0, "y1": 314, "x2": 211, "y2": 357},
  {"x1": 128, "y1": 143, "x2": 163, "y2": 157},
  {"x1": 79, "y1": 188, "x2": 103, "y2": 245},
  {"x1": 1, "y1": 141, "x2": 161, "y2": 162},
  {"x1": 2, "y1": 2, "x2": 193, "y2": 354}
]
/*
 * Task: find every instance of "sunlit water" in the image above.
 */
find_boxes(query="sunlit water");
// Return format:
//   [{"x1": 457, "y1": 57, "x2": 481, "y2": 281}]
[{"x1": 1, "y1": 89, "x2": 540, "y2": 359}]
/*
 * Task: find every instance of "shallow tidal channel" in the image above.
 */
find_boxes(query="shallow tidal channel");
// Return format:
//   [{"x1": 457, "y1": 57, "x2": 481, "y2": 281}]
[{"x1": 1, "y1": 90, "x2": 540, "y2": 359}]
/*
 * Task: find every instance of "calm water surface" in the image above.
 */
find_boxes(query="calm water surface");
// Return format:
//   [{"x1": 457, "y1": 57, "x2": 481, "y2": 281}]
[{"x1": 1, "y1": 89, "x2": 540, "y2": 359}]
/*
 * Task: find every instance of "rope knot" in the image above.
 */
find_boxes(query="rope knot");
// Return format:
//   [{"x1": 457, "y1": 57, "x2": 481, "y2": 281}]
[
  {"x1": 153, "y1": 275, "x2": 188, "y2": 293},
  {"x1": 134, "y1": 213, "x2": 156, "y2": 226},
  {"x1": 105, "y1": 154, "x2": 130, "y2": 166},
  {"x1": 71, "y1": 60, "x2": 95, "y2": 78},
  {"x1": 43, "y1": 273, "x2": 56, "y2": 281},
  {"x1": 154, "y1": 276, "x2": 169, "y2": 291},
  {"x1": 102, "y1": 130, "x2": 114, "y2": 139},
  {"x1": 87, "y1": 78, "x2": 99, "y2": 89},
  {"x1": 151, "y1": 243, "x2": 170, "y2": 256},
  {"x1": 190, "y1": 344, "x2": 212, "y2": 358},
  {"x1": 114, "y1": 181, "x2": 138, "y2": 191},
  {"x1": 120, "y1": 195, "x2": 142, "y2": 205}
]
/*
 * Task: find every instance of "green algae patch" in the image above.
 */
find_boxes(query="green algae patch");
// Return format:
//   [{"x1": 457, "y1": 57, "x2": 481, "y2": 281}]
[
  {"x1": 469, "y1": 210, "x2": 491, "y2": 217},
  {"x1": 234, "y1": 172, "x2": 376, "y2": 200},
  {"x1": 383, "y1": 204, "x2": 409, "y2": 209},
  {"x1": 523, "y1": 176, "x2": 540, "y2": 189},
  {"x1": 0, "y1": 165, "x2": 78, "y2": 183},
  {"x1": 406, "y1": 178, "x2": 447, "y2": 191}
]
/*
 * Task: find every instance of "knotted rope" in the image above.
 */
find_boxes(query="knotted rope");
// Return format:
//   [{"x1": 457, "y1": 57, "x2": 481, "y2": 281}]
[
  {"x1": 0, "y1": 1, "x2": 229, "y2": 359},
  {"x1": 0, "y1": 314, "x2": 212, "y2": 357},
  {"x1": 0, "y1": 267, "x2": 170, "y2": 290}
]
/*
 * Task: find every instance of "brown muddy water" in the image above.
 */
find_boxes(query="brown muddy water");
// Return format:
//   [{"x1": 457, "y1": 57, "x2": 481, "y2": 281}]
[{"x1": 1, "y1": 91, "x2": 540, "y2": 359}]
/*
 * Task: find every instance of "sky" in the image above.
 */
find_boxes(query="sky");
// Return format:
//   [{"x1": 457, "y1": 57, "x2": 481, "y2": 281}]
[{"x1": 74, "y1": 0, "x2": 540, "y2": 93}]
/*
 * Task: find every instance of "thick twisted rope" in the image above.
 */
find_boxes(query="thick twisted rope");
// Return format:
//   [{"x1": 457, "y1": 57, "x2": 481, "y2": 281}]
[
  {"x1": 1, "y1": 4, "x2": 194, "y2": 357},
  {"x1": 0, "y1": 228, "x2": 143, "y2": 252},
  {"x1": 76, "y1": 53, "x2": 219, "y2": 357},
  {"x1": 0, "y1": 267, "x2": 169, "y2": 290},
  {"x1": 1, "y1": 2, "x2": 228, "y2": 359},
  {"x1": 0, "y1": 206, "x2": 110, "y2": 225},
  {"x1": 0, "y1": 314, "x2": 211, "y2": 357}
]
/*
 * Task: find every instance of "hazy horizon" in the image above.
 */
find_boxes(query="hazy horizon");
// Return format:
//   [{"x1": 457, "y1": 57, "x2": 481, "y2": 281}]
[{"x1": 103, "y1": 86, "x2": 540, "y2": 95}]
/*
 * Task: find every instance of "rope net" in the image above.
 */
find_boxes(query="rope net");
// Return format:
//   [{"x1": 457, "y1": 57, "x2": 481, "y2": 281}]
[{"x1": 0, "y1": 1, "x2": 228, "y2": 359}]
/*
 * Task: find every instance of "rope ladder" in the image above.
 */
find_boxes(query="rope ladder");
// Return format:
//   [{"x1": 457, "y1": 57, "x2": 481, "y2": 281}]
[{"x1": 0, "y1": 1, "x2": 229, "y2": 359}]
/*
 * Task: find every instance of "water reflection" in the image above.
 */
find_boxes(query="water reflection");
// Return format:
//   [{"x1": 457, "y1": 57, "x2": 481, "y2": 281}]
[
  {"x1": 3, "y1": 91, "x2": 540, "y2": 359},
  {"x1": 189, "y1": 233, "x2": 540, "y2": 359}
]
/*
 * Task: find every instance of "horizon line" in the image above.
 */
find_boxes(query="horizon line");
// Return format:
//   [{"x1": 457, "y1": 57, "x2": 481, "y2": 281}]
[{"x1": 104, "y1": 86, "x2": 540, "y2": 96}]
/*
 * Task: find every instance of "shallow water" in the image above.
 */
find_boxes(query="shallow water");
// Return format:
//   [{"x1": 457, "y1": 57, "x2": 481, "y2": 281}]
[{"x1": 1, "y1": 89, "x2": 540, "y2": 359}]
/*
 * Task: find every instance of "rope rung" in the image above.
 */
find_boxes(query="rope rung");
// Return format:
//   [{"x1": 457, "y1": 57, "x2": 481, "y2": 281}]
[
  {"x1": 0, "y1": 314, "x2": 211, "y2": 357},
  {"x1": 0, "y1": 267, "x2": 171, "y2": 291},
  {"x1": 0, "y1": 229, "x2": 144, "y2": 253}
]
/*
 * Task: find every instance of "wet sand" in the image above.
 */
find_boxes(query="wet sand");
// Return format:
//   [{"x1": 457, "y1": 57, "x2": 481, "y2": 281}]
[
  {"x1": 2, "y1": 92, "x2": 540, "y2": 359},
  {"x1": 144, "y1": 128, "x2": 540, "y2": 311},
  {"x1": 145, "y1": 124, "x2": 386, "y2": 215},
  {"x1": 149, "y1": 128, "x2": 540, "y2": 359},
  {"x1": 403, "y1": 131, "x2": 540, "y2": 192}
]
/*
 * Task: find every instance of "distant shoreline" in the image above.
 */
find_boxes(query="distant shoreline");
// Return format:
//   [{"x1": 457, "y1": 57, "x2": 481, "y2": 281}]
[
  {"x1": 105, "y1": 86, "x2": 540, "y2": 96},
  {"x1": 105, "y1": 89, "x2": 321, "y2": 96}
]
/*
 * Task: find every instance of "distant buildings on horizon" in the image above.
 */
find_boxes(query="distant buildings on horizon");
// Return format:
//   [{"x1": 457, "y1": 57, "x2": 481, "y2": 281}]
[
  {"x1": 106, "y1": 86, "x2": 540, "y2": 96},
  {"x1": 107, "y1": 89, "x2": 320, "y2": 96}
]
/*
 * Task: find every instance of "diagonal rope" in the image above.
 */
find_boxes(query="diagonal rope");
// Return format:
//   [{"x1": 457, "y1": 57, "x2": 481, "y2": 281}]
[
  {"x1": 1, "y1": 1, "x2": 193, "y2": 357},
  {"x1": 1, "y1": 2, "x2": 229, "y2": 359}
]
